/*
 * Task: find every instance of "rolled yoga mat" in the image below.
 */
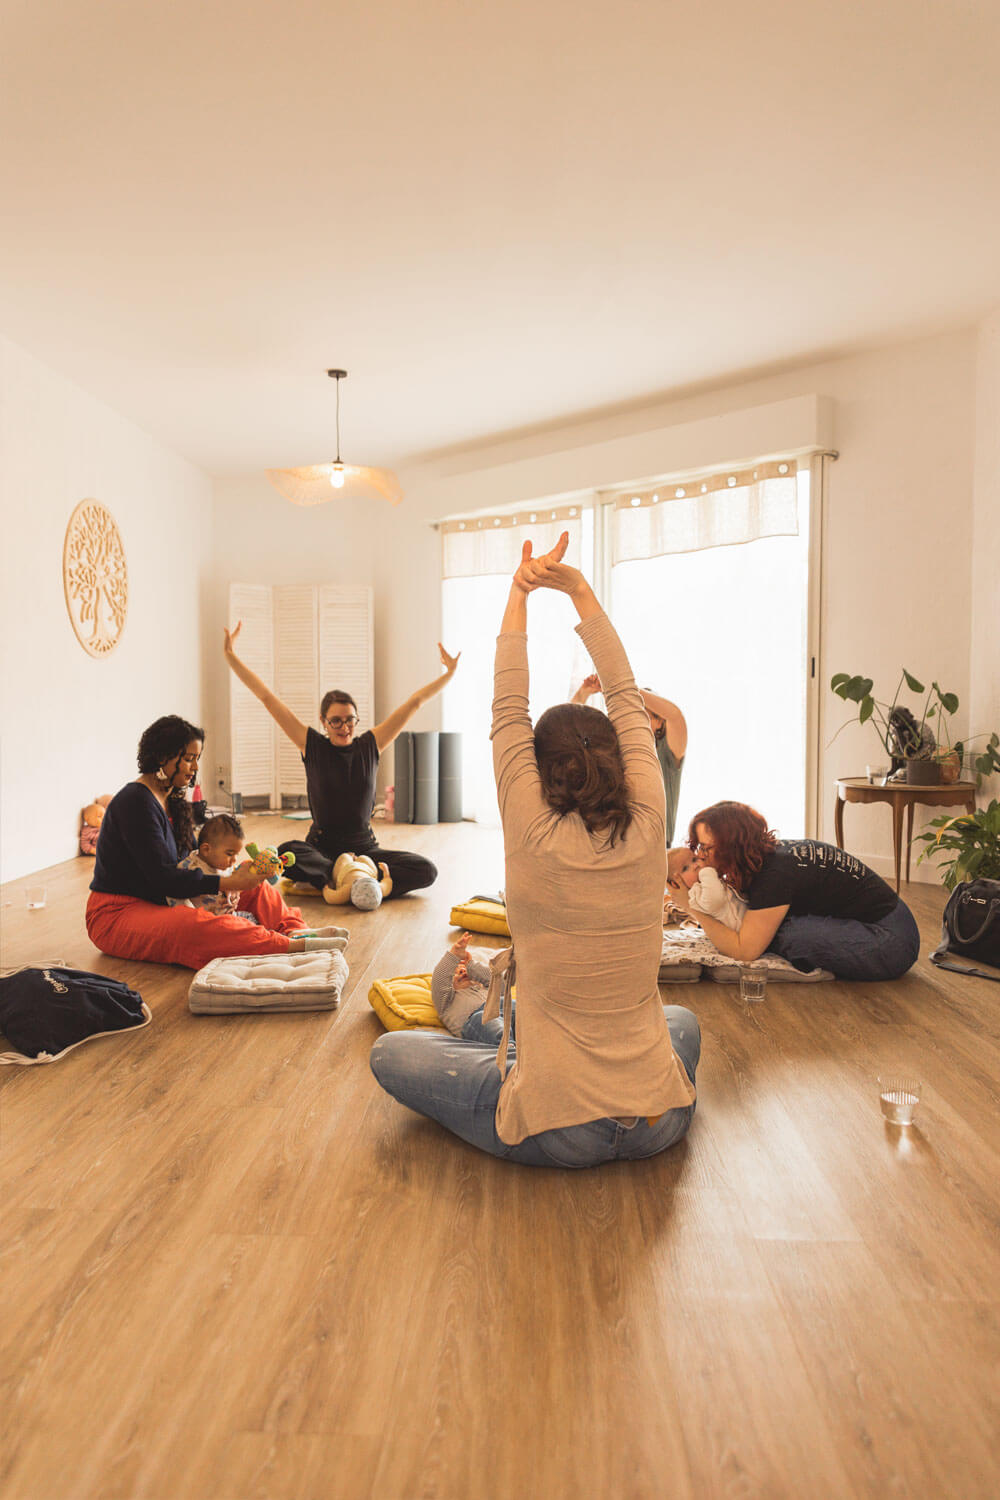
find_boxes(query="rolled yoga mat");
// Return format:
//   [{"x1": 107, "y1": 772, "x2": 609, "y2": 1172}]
[
  {"x1": 413, "y1": 731, "x2": 440, "y2": 825},
  {"x1": 394, "y1": 733, "x2": 415, "y2": 823},
  {"x1": 438, "y1": 733, "x2": 462, "y2": 823}
]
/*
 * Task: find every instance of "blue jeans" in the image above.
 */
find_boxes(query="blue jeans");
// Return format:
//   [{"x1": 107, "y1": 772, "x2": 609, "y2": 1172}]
[
  {"x1": 369, "y1": 1006, "x2": 700, "y2": 1168},
  {"x1": 767, "y1": 898, "x2": 920, "y2": 980}
]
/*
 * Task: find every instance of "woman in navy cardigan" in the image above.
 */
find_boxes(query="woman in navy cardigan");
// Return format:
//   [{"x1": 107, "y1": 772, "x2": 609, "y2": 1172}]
[{"x1": 87, "y1": 715, "x2": 327, "y2": 968}]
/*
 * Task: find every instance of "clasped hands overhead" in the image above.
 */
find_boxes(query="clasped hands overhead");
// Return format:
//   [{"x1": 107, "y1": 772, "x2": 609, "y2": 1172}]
[{"x1": 512, "y1": 530, "x2": 584, "y2": 596}]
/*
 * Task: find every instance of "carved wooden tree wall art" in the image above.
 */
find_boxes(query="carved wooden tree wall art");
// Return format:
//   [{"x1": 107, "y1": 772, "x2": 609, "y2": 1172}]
[{"x1": 63, "y1": 499, "x2": 129, "y2": 657}]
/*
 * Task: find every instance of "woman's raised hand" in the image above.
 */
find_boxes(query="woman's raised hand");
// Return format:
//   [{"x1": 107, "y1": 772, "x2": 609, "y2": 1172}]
[
  {"x1": 438, "y1": 643, "x2": 461, "y2": 676},
  {"x1": 223, "y1": 621, "x2": 242, "y2": 657}
]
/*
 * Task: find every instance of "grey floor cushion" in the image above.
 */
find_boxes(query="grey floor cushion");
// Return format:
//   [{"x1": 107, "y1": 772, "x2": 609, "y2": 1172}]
[{"x1": 189, "y1": 950, "x2": 349, "y2": 1014}]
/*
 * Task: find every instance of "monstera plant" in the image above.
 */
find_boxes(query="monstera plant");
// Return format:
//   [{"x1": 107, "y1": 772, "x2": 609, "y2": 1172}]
[
  {"x1": 830, "y1": 670, "x2": 1000, "y2": 786},
  {"x1": 830, "y1": 669, "x2": 957, "y2": 784}
]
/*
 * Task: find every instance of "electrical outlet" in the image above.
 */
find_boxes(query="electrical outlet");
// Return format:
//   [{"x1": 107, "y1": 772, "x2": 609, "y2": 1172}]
[{"x1": 216, "y1": 764, "x2": 230, "y2": 789}]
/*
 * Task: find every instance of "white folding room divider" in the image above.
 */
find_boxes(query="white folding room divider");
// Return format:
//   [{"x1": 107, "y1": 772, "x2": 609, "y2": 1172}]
[{"x1": 229, "y1": 583, "x2": 374, "y2": 807}]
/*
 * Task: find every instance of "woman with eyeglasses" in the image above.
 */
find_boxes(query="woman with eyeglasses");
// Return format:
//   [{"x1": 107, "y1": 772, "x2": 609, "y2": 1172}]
[
  {"x1": 223, "y1": 624, "x2": 459, "y2": 900},
  {"x1": 370, "y1": 534, "x2": 699, "y2": 1167},
  {"x1": 666, "y1": 801, "x2": 919, "y2": 980}
]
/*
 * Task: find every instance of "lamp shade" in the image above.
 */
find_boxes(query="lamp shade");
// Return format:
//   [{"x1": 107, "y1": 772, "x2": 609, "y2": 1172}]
[{"x1": 265, "y1": 463, "x2": 403, "y2": 507}]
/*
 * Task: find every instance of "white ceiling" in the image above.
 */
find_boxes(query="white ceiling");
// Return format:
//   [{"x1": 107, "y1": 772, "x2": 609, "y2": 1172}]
[{"x1": 3, "y1": 0, "x2": 999, "y2": 477}]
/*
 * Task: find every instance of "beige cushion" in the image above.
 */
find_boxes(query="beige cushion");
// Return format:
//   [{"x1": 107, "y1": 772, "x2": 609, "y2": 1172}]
[{"x1": 189, "y1": 951, "x2": 348, "y2": 1014}]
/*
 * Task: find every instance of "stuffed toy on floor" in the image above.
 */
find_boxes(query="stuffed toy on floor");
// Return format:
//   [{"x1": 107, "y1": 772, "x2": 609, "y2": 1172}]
[
  {"x1": 322, "y1": 852, "x2": 393, "y2": 910},
  {"x1": 79, "y1": 794, "x2": 113, "y2": 856}
]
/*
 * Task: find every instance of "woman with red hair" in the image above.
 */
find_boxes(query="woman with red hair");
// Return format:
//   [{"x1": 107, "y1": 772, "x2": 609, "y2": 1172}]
[{"x1": 666, "y1": 800, "x2": 919, "y2": 980}]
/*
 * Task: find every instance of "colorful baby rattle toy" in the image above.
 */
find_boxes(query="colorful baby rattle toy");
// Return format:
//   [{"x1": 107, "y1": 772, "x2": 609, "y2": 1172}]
[{"x1": 244, "y1": 842, "x2": 296, "y2": 885}]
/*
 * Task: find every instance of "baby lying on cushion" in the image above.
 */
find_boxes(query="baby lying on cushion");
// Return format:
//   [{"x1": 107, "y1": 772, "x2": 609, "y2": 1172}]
[
  {"x1": 667, "y1": 846, "x2": 747, "y2": 932},
  {"x1": 431, "y1": 930, "x2": 495, "y2": 1038}
]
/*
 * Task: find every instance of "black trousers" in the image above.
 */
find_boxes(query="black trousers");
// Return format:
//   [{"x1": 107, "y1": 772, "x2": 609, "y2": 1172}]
[{"x1": 277, "y1": 838, "x2": 437, "y2": 900}]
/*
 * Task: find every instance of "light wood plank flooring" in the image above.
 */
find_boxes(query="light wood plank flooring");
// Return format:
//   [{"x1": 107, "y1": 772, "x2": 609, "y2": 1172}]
[{"x1": 1, "y1": 816, "x2": 998, "y2": 1500}]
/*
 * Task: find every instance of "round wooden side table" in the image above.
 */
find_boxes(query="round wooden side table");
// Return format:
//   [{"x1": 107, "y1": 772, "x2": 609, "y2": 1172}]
[{"x1": 834, "y1": 777, "x2": 977, "y2": 892}]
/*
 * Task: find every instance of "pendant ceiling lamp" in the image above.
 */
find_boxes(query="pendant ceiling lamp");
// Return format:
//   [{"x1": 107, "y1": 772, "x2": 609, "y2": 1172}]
[{"x1": 266, "y1": 369, "x2": 403, "y2": 508}]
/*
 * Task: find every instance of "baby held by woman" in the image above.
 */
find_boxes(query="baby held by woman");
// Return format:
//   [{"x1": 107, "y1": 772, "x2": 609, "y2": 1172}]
[
  {"x1": 168, "y1": 813, "x2": 256, "y2": 920},
  {"x1": 667, "y1": 846, "x2": 747, "y2": 932},
  {"x1": 168, "y1": 814, "x2": 347, "y2": 946}
]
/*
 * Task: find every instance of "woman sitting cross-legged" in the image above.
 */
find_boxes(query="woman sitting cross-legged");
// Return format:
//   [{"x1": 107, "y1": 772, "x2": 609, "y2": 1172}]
[
  {"x1": 223, "y1": 624, "x2": 459, "y2": 902},
  {"x1": 370, "y1": 534, "x2": 700, "y2": 1168},
  {"x1": 666, "y1": 800, "x2": 920, "y2": 981},
  {"x1": 86, "y1": 716, "x2": 347, "y2": 970}
]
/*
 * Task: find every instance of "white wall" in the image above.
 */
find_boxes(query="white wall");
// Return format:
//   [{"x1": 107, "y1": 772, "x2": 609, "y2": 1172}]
[
  {"x1": 0, "y1": 337, "x2": 211, "y2": 882},
  {"x1": 970, "y1": 307, "x2": 1000, "y2": 802}
]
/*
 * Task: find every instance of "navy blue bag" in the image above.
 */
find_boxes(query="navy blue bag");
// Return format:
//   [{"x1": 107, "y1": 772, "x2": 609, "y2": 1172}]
[{"x1": 0, "y1": 966, "x2": 151, "y2": 1065}]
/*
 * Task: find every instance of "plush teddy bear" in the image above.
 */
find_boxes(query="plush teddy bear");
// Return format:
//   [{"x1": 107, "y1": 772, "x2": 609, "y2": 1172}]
[
  {"x1": 79, "y1": 795, "x2": 113, "y2": 855},
  {"x1": 245, "y1": 842, "x2": 296, "y2": 885},
  {"x1": 322, "y1": 852, "x2": 393, "y2": 910}
]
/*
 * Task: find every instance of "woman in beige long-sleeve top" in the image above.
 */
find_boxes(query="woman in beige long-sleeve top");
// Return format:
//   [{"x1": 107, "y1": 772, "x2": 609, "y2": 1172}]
[{"x1": 370, "y1": 534, "x2": 699, "y2": 1168}]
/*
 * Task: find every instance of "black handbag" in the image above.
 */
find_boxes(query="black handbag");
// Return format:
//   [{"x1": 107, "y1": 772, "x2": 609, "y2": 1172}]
[
  {"x1": 0, "y1": 965, "x2": 151, "y2": 1065},
  {"x1": 929, "y1": 879, "x2": 1000, "y2": 982}
]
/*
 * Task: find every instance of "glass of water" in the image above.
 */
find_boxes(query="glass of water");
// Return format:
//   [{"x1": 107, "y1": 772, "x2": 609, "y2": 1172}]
[
  {"x1": 739, "y1": 962, "x2": 768, "y2": 1003},
  {"x1": 878, "y1": 1076, "x2": 922, "y2": 1126},
  {"x1": 25, "y1": 885, "x2": 47, "y2": 910}
]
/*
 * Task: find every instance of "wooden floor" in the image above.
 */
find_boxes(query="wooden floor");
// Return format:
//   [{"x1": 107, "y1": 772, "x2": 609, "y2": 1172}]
[{"x1": 1, "y1": 817, "x2": 998, "y2": 1500}]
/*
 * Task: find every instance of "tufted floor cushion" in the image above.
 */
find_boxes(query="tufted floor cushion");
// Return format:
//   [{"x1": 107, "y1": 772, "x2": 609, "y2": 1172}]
[
  {"x1": 368, "y1": 973, "x2": 445, "y2": 1032},
  {"x1": 189, "y1": 950, "x2": 349, "y2": 1014}
]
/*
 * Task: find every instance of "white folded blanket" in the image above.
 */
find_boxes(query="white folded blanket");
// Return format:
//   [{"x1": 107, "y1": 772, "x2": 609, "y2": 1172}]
[{"x1": 660, "y1": 926, "x2": 834, "y2": 983}]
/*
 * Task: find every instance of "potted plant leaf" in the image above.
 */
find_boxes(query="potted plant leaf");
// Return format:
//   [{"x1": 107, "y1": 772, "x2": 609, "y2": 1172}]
[
  {"x1": 829, "y1": 669, "x2": 958, "y2": 785},
  {"x1": 914, "y1": 799, "x2": 1000, "y2": 889},
  {"x1": 947, "y1": 731, "x2": 1000, "y2": 787}
]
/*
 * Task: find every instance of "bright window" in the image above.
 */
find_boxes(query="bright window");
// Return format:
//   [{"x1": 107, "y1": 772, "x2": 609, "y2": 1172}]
[
  {"x1": 608, "y1": 470, "x2": 811, "y2": 840},
  {"x1": 442, "y1": 472, "x2": 811, "y2": 841}
]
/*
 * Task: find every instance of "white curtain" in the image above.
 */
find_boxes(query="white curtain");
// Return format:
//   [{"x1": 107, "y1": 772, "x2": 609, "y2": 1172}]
[
  {"x1": 609, "y1": 459, "x2": 800, "y2": 564},
  {"x1": 441, "y1": 504, "x2": 584, "y2": 579}
]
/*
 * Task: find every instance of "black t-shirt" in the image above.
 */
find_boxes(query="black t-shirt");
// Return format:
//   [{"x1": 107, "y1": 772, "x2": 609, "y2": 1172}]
[
  {"x1": 302, "y1": 726, "x2": 380, "y2": 857},
  {"x1": 745, "y1": 839, "x2": 898, "y2": 922}
]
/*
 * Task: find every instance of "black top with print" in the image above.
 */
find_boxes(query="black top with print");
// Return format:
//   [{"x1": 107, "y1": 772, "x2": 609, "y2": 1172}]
[{"x1": 745, "y1": 839, "x2": 898, "y2": 921}]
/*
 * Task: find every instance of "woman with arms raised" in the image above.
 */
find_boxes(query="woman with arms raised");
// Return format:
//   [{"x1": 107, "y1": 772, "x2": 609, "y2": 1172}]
[
  {"x1": 370, "y1": 535, "x2": 699, "y2": 1167},
  {"x1": 87, "y1": 715, "x2": 340, "y2": 968},
  {"x1": 668, "y1": 800, "x2": 919, "y2": 980},
  {"x1": 223, "y1": 625, "x2": 459, "y2": 899}
]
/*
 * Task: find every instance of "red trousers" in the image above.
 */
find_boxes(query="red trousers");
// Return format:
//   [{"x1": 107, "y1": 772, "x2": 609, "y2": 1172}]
[{"x1": 86, "y1": 883, "x2": 307, "y2": 971}]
